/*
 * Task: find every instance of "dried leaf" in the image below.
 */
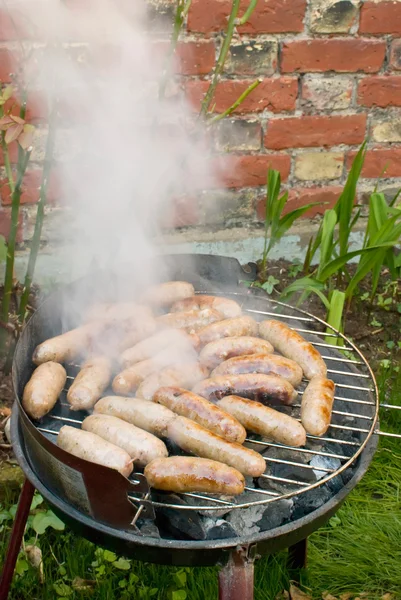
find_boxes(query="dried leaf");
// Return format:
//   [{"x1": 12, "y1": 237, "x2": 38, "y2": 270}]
[
  {"x1": 339, "y1": 595, "x2": 352, "y2": 600},
  {"x1": 9, "y1": 114, "x2": 25, "y2": 125},
  {"x1": 25, "y1": 545, "x2": 44, "y2": 583},
  {"x1": 381, "y1": 594, "x2": 393, "y2": 600},
  {"x1": 72, "y1": 577, "x2": 96, "y2": 591},
  {"x1": 0, "y1": 115, "x2": 13, "y2": 129},
  {"x1": 322, "y1": 594, "x2": 338, "y2": 600},
  {"x1": 290, "y1": 585, "x2": 312, "y2": 600},
  {"x1": 18, "y1": 124, "x2": 35, "y2": 150},
  {"x1": 276, "y1": 592, "x2": 290, "y2": 600},
  {"x1": 5, "y1": 123, "x2": 23, "y2": 144}
]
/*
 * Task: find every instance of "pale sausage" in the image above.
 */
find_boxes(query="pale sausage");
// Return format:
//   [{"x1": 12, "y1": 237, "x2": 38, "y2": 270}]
[
  {"x1": 156, "y1": 308, "x2": 222, "y2": 332},
  {"x1": 197, "y1": 316, "x2": 258, "y2": 345},
  {"x1": 199, "y1": 336, "x2": 274, "y2": 370},
  {"x1": 67, "y1": 357, "x2": 111, "y2": 411},
  {"x1": 171, "y1": 295, "x2": 242, "y2": 319},
  {"x1": 23, "y1": 362, "x2": 66, "y2": 419},
  {"x1": 301, "y1": 376, "x2": 335, "y2": 436},
  {"x1": 141, "y1": 281, "x2": 194, "y2": 307},
  {"x1": 136, "y1": 364, "x2": 209, "y2": 401},
  {"x1": 121, "y1": 329, "x2": 200, "y2": 367}
]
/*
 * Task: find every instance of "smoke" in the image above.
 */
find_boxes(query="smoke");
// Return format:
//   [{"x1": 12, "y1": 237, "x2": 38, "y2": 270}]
[{"x1": 8, "y1": 0, "x2": 217, "y2": 295}]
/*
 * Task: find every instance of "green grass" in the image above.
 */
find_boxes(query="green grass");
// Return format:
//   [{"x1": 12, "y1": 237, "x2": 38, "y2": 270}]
[{"x1": 2, "y1": 365, "x2": 401, "y2": 599}]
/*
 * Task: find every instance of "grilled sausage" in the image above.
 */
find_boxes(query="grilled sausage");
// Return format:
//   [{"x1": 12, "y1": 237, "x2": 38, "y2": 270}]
[
  {"x1": 171, "y1": 295, "x2": 242, "y2": 319},
  {"x1": 84, "y1": 303, "x2": 153, "y2": 323},
  {"x1": 217, "y1": 395, "x2": 306, "y2": 447},
  {"x1": 67, "y1": 357, "x2": 111, "y2": 411},
  {"x1": 82, "y1": 414, "x2": 168, "y2": 467},
  {"x1": 136, "y1": 363, "x2": 209, "y2": 401},
  {"x1": 57, "y1": 425, "x2": 133, "y2": 477},
  {"x1": 301, "y1": 376, "x2": 335, "y2": 436},
  {"x1": 116, "y1": 315, "x2": 157, "y2": 351},
  {"x1": 32, "y1": 322, "x2": 104, "y2": 365},
  {"x1": 259, "y1": 320, "x2": 327, "y2": 380},
  {"x1": 154, "y1": 387, "x2": 246, "y2": 443},
  {"x1": 193, "y1": 373, "x2": 298, "y2": 406},
  {"x1": 22, "y1": 362, "x2": 67, "y2": 420},
  {"x1": 144, "y1": 456, "x2": 245, "y2": 495},
  {"x1": 156, "y1": 308, "x2": 222, "y2": 332},
  {"x1": 94, "y1": 395, "x2": 176, "y2": 437},
  {"x1": 212, "y1": 353, "x2": 303, "y2": 387},
  {"x1": 197, "y1": 316, "x2": 258, "y2": 345},
  {"x1": 199, "y1": 336, "x2": 274, "y2": 370},
  {"x1": 121, "y1": 329, "x2": 200, "y2": 367},
  {"x1": 167, "y1": 416, "x2": 266, "y2": 477},
  {"x1": 113, "y1": 347, "x2": 177, "y2": 396},
  {"x1": 141, "y1": 281, "x2": 194, "y2": 307}
]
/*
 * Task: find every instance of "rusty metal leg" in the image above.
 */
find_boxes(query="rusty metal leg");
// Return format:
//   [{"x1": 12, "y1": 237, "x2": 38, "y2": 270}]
[
  {"x1": 287, "y1": 538, "x2": 308, "y2": 571},
  {"x1": 0, "y1": 479, "x2": 35, "y2": 600},
  {"x1": 218, "y1": 546, "x2": 256, "y2": 600}
]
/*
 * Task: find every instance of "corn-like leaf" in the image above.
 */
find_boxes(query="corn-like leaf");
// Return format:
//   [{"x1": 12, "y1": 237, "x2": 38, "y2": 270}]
[
  {"x1": 319, "y1": 242, "x2": 399, "y2": 283},
  {"x1": 281, "y1": 277, "x2": 330, "y2": 309},
  {"x1": 272, "y1": 202, "x2": 321, "y2": 248},
  {"x1": 303, "y1": 235, "x2": 314, "y2": 274},
  {"x1": 325, "y1": 290, "x2": 345, "y2": 345},
  {"x1": 317, "y1": 209, "x2": 337, "y2": 279}
]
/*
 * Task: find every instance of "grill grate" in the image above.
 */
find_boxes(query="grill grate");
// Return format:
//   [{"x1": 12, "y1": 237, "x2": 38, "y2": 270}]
[{"x1": 34, "y1": 291, "x2": 380, "y2": 515}]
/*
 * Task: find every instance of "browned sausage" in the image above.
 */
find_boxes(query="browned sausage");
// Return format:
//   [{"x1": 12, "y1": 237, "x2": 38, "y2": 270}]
[
  {"x1": 192, "y1": 373, "x2": 298, "y2": 405},
  {"x1": 167, "y1": 416, "x2": 266, "y2": 477},
  {"x1": 57, "y1": 425, "x2": 133, "y2": 477},
  {"x1": 197, "y1": 316, "x2": 258, "y2": 345},
  {"x1": 259, "y1": 320, "x2": 327, "y2": 380},
  {"x1": 121, "y1": 329, "x2": 200, "y2": 367},
  {"x1": 67, "y1": 357, "x2": 111, "y2": 411},
  {"x1": 23, "y1": 362, "x2": 67, "y2": 419},
  {"x1": 136, "y1": 363, "x2": 209, "y2": 401},
  {"x1": 301, "y1": 376, "x2": 335, "y2": 436},
  {"x1": 199, "y1": 336, "x2": 274, "y2": 370},
  {"x1": 82, "y1": 414, "x2": 168, "y2": 467},
  {"x1": 94, "y1": 395, "x2": 176, "y2": 437},
  {"x1": 156, "y1": 308, "x2": 222, "y2": 332},
  {"x1": 32, "y1": 322, "x2": 104, "y2": 365},
  {"x1": 171, "y1": 295, "x2": 242, "y2": 319},
  {"x1": 217, "y1": 395, "x2": 306, "y2": 447},
  {"x1": 140, "y1": 281, "x2": 195, "y2": 307},
  {"x1": 153, "y1": 387, "x2": 246, "y2": 443},
  {"x1": 144, "y1": 456, "x2": 245, "y2": 495},
  {"x1": 212, "y1": 353, "x2": 303, "y2": 387}
]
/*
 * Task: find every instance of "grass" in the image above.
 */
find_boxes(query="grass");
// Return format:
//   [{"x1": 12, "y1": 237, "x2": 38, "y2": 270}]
[{"x1": 1, "y1": 365, "x2": 401, "y2": 599}]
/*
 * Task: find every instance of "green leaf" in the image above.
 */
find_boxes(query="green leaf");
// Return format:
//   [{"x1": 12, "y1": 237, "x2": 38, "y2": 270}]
[
  {"x1": 9, "y1": 504, "x2": 18, "y2": 519},
  {"x1": 15, "y1": 558, "x2": 29, "y2": 576},
  {"x1": 53, "y1": 582, "x2": 73, "y2": 596},
  {"x1": 387, "y1": 341, "x2": 395, "y2": 350},
  {"x1": 32, "y1": 510, "x2": 65, "y2": 534},
  {"x1": 113, "y1": 558, "x2": 131, "y2": 570},
  {"x1": 59, "y1": 565, "x2": 67, "y2": 577},
  {"x1": 119, "y1": 579, "x2": 128, "y2": 588},
  {"x1": 149, "y1": 590, "x2": 159, "y2": 597},
  {"x1": 325, "y1": 290, "x2": 345, "y2": 346},
  {"x1": 317, "y1": 209, "x2": 337, "y2": 279},
  {"x1": 274, "y1": 202, "x2": 321, "y2": 244},
  {"x1": 30, "y1": 494, "x2": 44, "y2": 510},
  {"x1": 171, "y1": 591, "x2": 187, "y2": 600},
  {"x1": 0, "y1": 509, "x2": 11, "y2": 524},
  {"x1": 319, "y1": 243, "x2": 399, "y2": 284},
  {"x1": 173, "y1": 570, "x2": 187, "y2": 588},
  {"x1": 103, "y1": 549, "x2": 117, "y2": 563},
  {"x1": 129, "y1": 573, "x2": 139, "y2": 585},
  {"x1": 281, "y1": 277, "x2": 330, "y2": 309}
]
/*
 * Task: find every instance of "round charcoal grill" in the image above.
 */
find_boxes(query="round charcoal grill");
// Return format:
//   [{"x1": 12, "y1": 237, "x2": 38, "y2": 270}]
[{"x1": 2, "y1": 255, "x2": 395, "y2": 600}]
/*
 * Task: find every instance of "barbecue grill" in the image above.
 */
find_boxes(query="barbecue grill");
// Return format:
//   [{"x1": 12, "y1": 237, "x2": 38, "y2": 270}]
[{"x1": 1, "y1": 254, "x2": 399, "y2": 600}]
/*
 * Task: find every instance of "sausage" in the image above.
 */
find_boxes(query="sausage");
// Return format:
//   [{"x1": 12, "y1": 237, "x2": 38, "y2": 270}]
[
  {"x1": 121, "y1": 329, "x2": 200, "y2": 367},
  {"x1": 301, "y1": 376, "x2": 335, "y2": 436},
  {"x1": 217, "y1": 395, "x2": 306, "y2": 447},
  {"x1": 57, "y1": 425, "x2": 133, "y2": 477},
  {"x1": 199, "y1": 336, "x2": 274, "y2": 370},
  {"x1": 197, "y1": 316, "x2": 258, "y2": 345},
  {"x1": 94, "y1": 395, "x2": 176, "y2": 437},
  {"x1": 193, "y1": 373, "x2": 298, "y2": 406},
  {"x1": 156, "y1": 308, "x2": 222, "y2": 332},
  {"x1": 116, "y1": 315, "x2": 157, "y2": 351},
  {"x1": 212, "y1": 353, "x2": 303, "y2": 387},
  {"x1": 153, "y1": 387, "x2": 246, "y2": 443},
  {"x1": 167, "y1": 416, "x2": 266, "y2": 477},
  {"x1": 67, "y1": 357, "x2": 111, "y2": 411},
  {"x1": 259, "y1": 320, "x2": 327, "y2": 380},
  {"x1": 141, "y1": 281, "x2": 195, "y2": 307},
  {"x1": 144, "y1": 456, "x2": 245, "y2": 495},
  {"x1": 84, "y1": 303, "x2": 153, "y2": 323},
  {"x1": 136, "y1": 363, "x2": 209, "y2": 401},
  {"x1": 82, "y1": 414, "x2": 168, "y2": 467},
  {"x1": 32, "y1": 322, "x2": 104, "y2": 365},
  {"x1": 22, "y1": 362, "x2": 67, "y2": 419},
  {"x1": 171, "y1": 295, "x2": 242, "y2": 319}
]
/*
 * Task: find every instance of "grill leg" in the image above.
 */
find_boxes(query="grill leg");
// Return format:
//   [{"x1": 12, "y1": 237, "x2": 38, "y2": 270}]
[
  {"x1": 0, "y1": 479, "x2": 35, "y2": 600},
  {"x1": 218, "y1": 546, "x2": 256, "y2": 600},
  {"x1": 287, "y1": 537, "x2": 308, "y2": 571}
]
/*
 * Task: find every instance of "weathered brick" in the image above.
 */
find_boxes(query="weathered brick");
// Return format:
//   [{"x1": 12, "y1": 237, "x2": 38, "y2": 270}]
[
  {"x1": 175, "y1": 40, "x2": 215, "y2": 76},
  {"x1": 281, "y1": 39, "x2": 385, "y2": 73},
  {"x1": 160, "y1": 196, "x2": 200, "y2": 229},
  {"x1": 257, "y1": 186, "x2": 342, "y2": 220},
  {"x1": 145, "y1": 0, "x2": 175, "y2": 33},
  {"x1": 358, "y1": 76, "x2": 401, "y2": 108},
  {"x1": 294, "y1": 152, "x2": 344, "y2": 181},
  {"x1": 265, "y1": 115, "x2": 367, "y2": 150},
  {"x1": 225, "y1": 40, "x2": 278, "y2": 76},
  {"x1": 372, "y1": 116, "x2": 401, "y2": 143},
  {"x1": 360, "y1": 1, "x2": 401, "y2": 34},
  {"x1": 347, "y1": 147, "x2": 401, "y2": 178},
  {"x1": 310, "y1": 0, "x2": 359, "y2": 33},
  {"x1": 390, "y1": 39, "x2": 401, "y2": 71},
  {"x1": 0, "y1": 142, "x2": 18, "y2": 166},
  {"x1": 214, "y1": 154, "x2": 291, "y2": 188},
  {"x1": 198, "y1": 189, "x2": 256, "y2": 225},
  {"x1": 188, "y1": 0, "x2": 306, "y2": 34},
  {"x1": 301, "y1": 75, "x2": 353, "y2": 110},
  {"x1": 0, "y1": 168, "x2": 59, "y2": 206},
  {"x1": 214, "y1": 119, "x2": 262, "y2": 152},
  {"x1": 185, "y1": 78, "x2": 298, "y2": 114}
]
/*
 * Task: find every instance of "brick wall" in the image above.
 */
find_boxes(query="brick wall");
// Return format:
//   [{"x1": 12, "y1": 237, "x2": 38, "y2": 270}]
[{"x1": 1, "y1": 0, "x2": 401, "y2": 242}]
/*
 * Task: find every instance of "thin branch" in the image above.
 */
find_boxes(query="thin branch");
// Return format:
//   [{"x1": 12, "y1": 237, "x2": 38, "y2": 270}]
[
  {"x1": 236, "y1": 0, "x2": 258, "y2": 25},
  {"x1": 159, "y1": 0, "x2": 192, "y2": 100},
  {"x1": 207, "y1": 78, "x2": 261, "y2": 125}
]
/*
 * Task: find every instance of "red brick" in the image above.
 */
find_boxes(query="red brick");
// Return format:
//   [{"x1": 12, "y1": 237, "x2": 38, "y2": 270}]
[
  {"x1": 281, "y1": 39, "x2": 386, "y2": 74},
  {"x1": 3, "y1": 92, "x2": 48, "y2": 123},
  {"x1": 358, "y1": 76, "x2": 401, "y2": 108},
  {"x1": 188, "y1": 0, "x2": 306, "y2": 34},
  {"x1": 0, "y1": 7, "x2": 31, "y2": 41},
  {"x1": 185, "y1": 78, "x2": 298, "y2": 114},
  {"x1": 256, "y1": 186, "x2": 342, "y2": 220},
  {"x1": 176, "y1": 40, "x2": 215, "y2": 76},
  {"x1": 360, "y1": 1, "x2": 401, "y2": 34},
  {"x1": 265, "y1": 115, "x2": 367, "y2": 150},
  {"x1": 0, "y1": 207, "x2": 23, "y2": 242},
  {"x1": 0, "y1": 48, "x2": 18, "y2": 82},
  {"x1": 215, "y1": 154, "x2": 291, "y2": 189},
  {"x1": 346, "y1": 147, "x2": 401, "y2": 178},
  {"x1": 160, "y1": 197, "x2": 200, "y2": 229},
  {"x1": 0, "y1": 168, "x2": 59, "y2": 206},
  {"x1": 390, "y1": 39, "x2": 401, "y2": 70},
  {"x1": 0, "y1": 142, "x2": 18, "y2": 166}
]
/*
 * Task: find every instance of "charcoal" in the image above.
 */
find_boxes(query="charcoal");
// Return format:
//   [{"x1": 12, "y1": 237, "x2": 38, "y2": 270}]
[
  {"x1": 257, "y1": 499, "x2": 293, "y2": 532},
  {"x1": 310, "y1": 455, "x2": 341, "y2": 480},
  {"x1": 326, "y1": 474, "x2": 344, "y2": 495},
  {"x1": 322, "y1": 441, "x2": 355, "y2": 458},
  {"x1": 227, "y1": 504, "x2": 266, "y2": 536},
  {"x1": 138, "y1": 520, "x2": 160, "y2": 538},
  {"x1": 155, "y1": 494, "x2": 207, "y2": 541},
  {"x1": 204, "y1": 518, "x2": 238, "y2": 540},
  {"x1": 262, "y1": 448, "x2": 316, "y2": 493},
  {"x1": 292, "y1": 486, "x2": 332, "y2": 520}
]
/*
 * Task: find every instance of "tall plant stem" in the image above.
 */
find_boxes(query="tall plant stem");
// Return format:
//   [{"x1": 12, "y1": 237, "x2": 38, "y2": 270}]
[
  {"x1": 19, "y1": 106, "x2": 57, "y2": 324},
  {"x1": 207, "y1": 79, "x2": 261, "y2": 125},
  {"x1": 159, "y1": 0, "x2": 192, "y2": 100},
  {"x1": 0, "y1": 106, "x2": 15, "y2": 195}
]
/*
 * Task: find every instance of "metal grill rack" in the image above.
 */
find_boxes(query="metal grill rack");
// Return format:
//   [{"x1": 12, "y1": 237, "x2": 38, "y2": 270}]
[{"x1": 33, "y1": 291, "x2": 389, "y2": 517}]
